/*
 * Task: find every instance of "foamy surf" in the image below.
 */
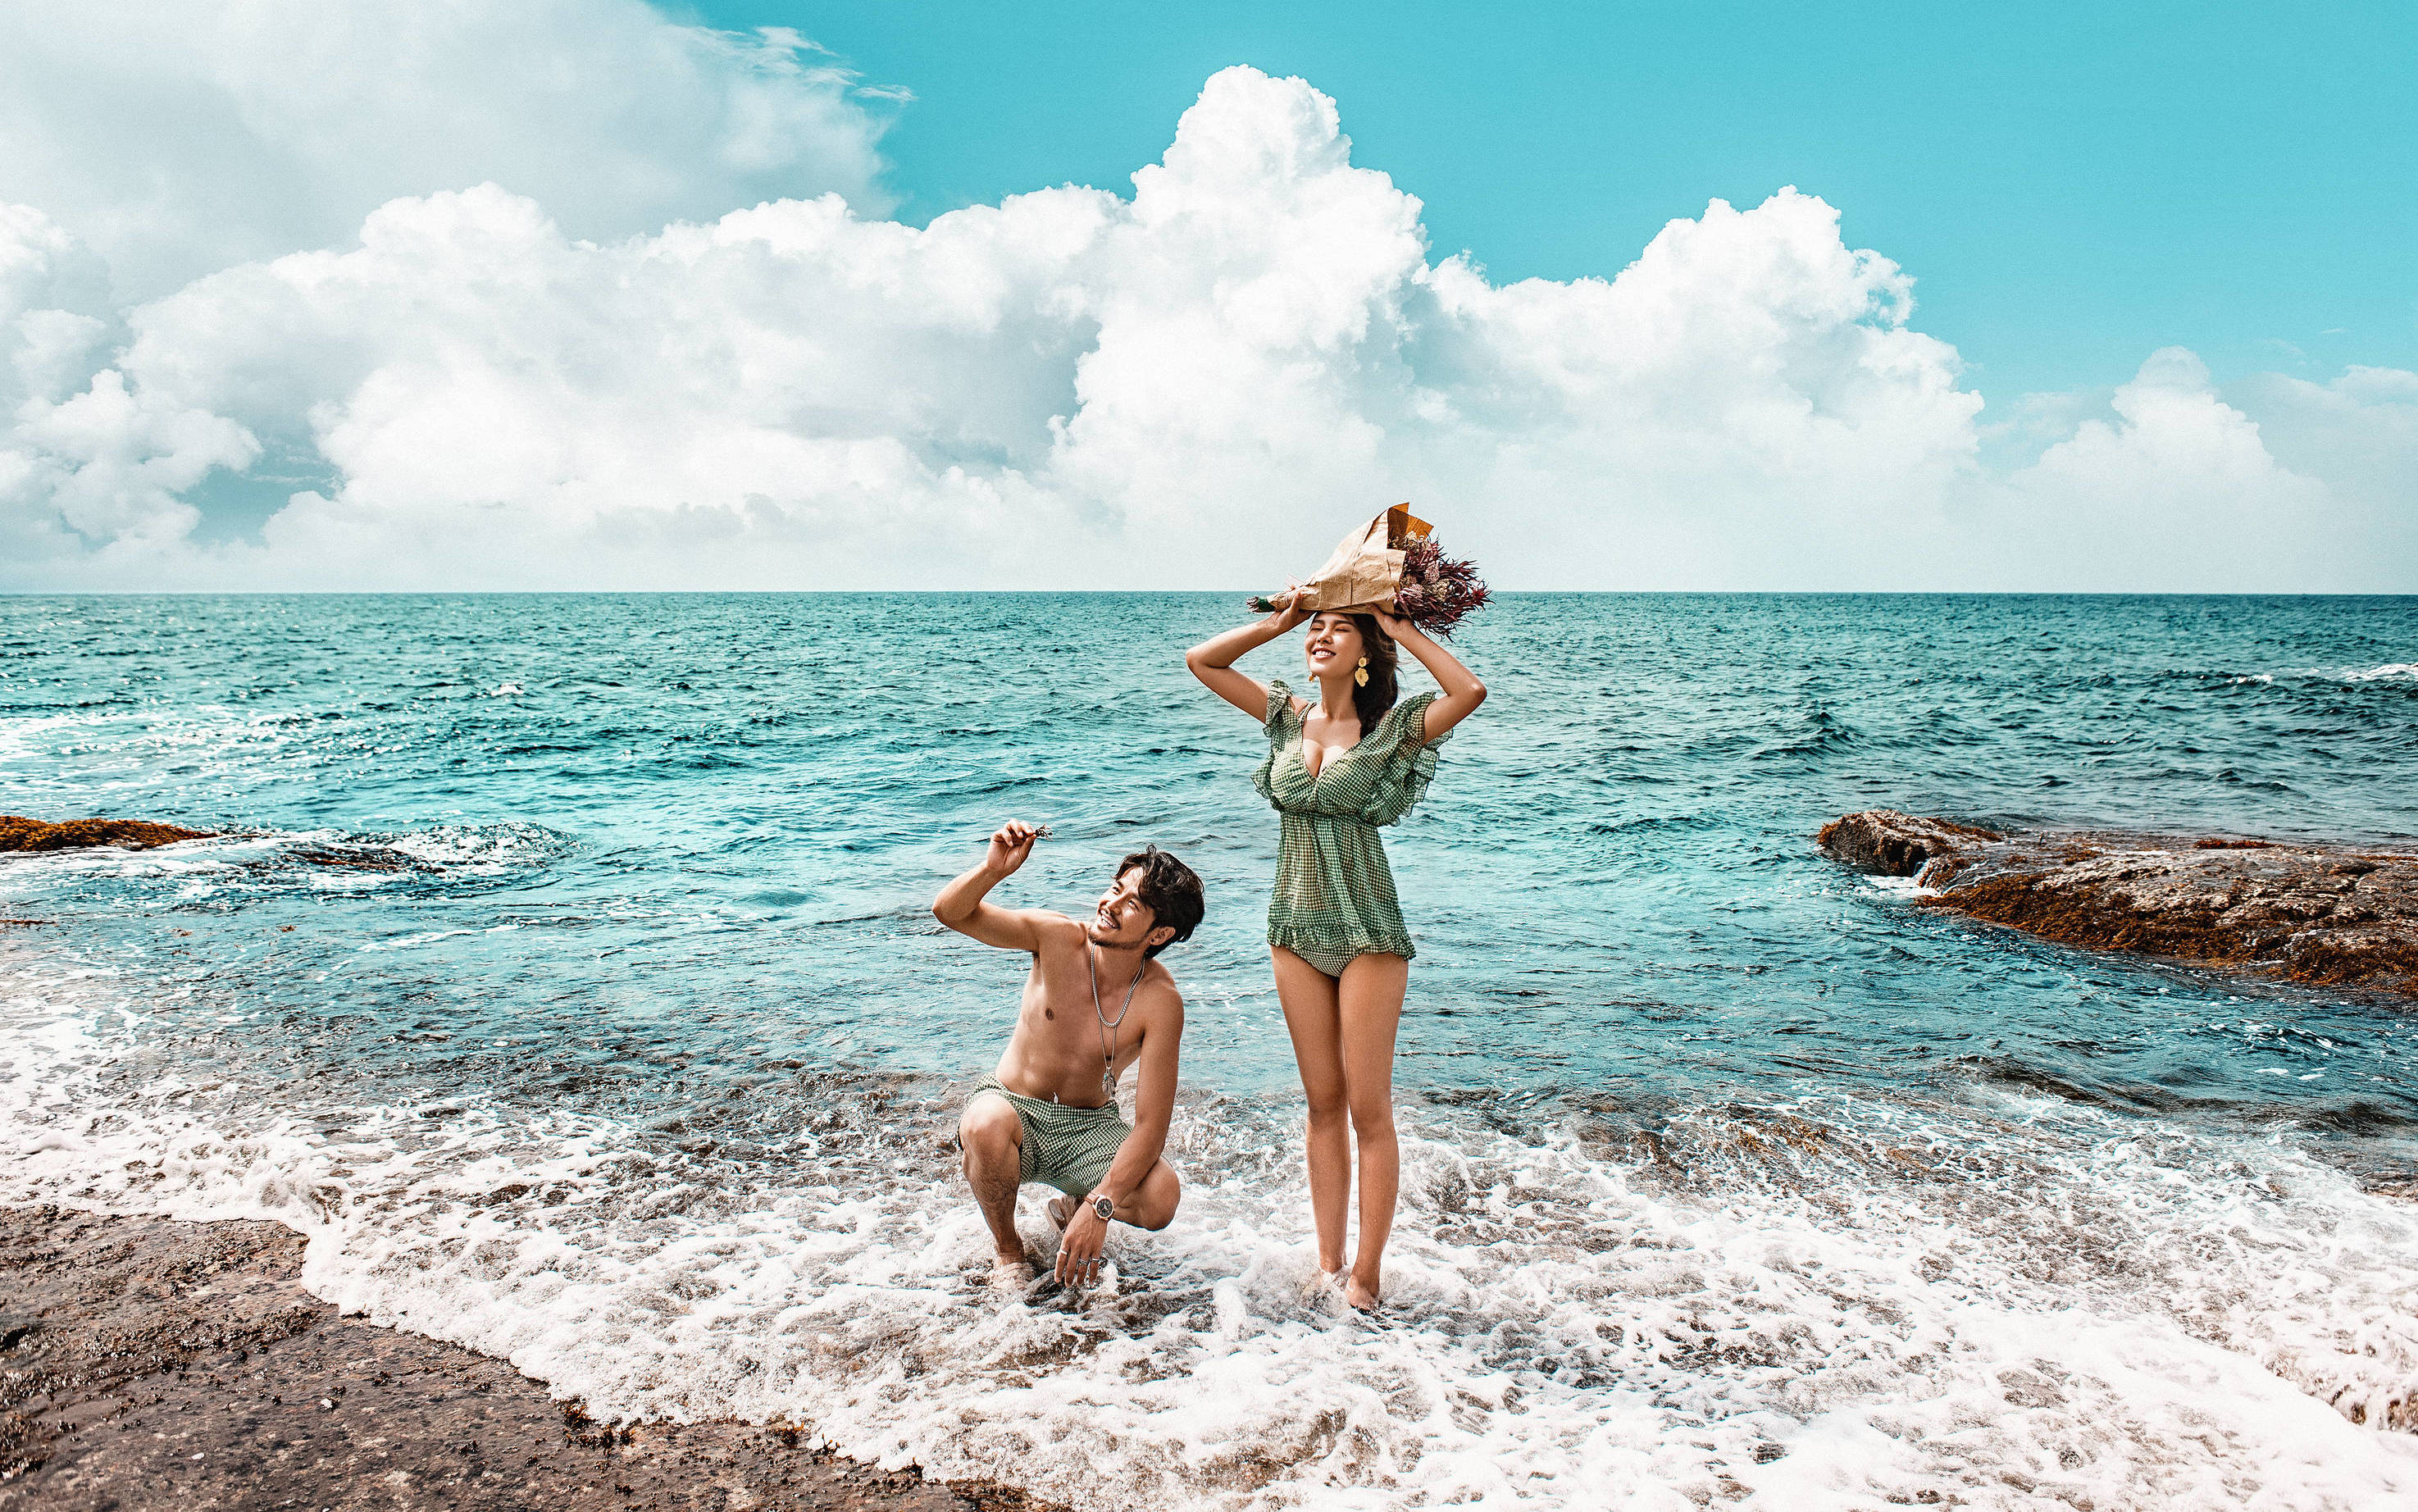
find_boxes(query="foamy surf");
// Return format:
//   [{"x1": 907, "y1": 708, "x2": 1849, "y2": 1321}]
[
  {"x1": 2228, "y1": 663, "x2": 2418, "y2": 686},
  {"x1": 7, "y1": 962, "x2": 2416, "y2": 1510}
]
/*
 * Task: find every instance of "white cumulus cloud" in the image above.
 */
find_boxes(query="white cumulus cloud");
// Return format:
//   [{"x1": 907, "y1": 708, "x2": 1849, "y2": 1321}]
[
  {"x1": 2229, "y1": 366, "x2": 2418, "y2": 585},
  {"x1": 0, "y1": 43, "x2": 2410, "y2": 593},
  {"x1": 0, "y1": 0, "x2": 894, "y2": 302},
  {"x1": 1983, "y1": 349, "x2": 2335, "y2": 590}
]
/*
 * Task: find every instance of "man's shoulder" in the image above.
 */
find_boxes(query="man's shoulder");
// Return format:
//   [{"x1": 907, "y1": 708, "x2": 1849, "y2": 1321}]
[
  {"x1": 1141, "y1": 960, "x2": 1186, "y2": 1015},
  {"x1": 1020, "y1": 910, "x2": 1086, "y2": 945}
]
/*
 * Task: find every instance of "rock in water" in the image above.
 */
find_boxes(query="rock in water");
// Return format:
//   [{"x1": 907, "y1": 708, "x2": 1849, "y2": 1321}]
[
  {"x1": 0, "y1": 816, "x2": 214, "y2": 853},
  {"x1": 1815, "y1": 810, "x2": 2003, "y2": 879},
  {"x1": 1819, "y1": 809, "x2": 2418, "y2": 997}
]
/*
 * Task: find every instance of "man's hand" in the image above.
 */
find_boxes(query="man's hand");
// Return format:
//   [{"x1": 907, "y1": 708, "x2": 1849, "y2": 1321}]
[
  {"x1": 1054, "y1": 1200, "x2": 1109, "y2": 1286},
  {"x1": 932, "y1": 822, "x2": 1051, "y2": 950},
  {"x1": 985, "y1": 820, "x2": 1044, "y2": 877}
]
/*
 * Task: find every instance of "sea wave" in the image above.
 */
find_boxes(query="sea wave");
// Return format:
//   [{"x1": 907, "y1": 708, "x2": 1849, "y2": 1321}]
[
  {"x1": 2225, "y1": 663, "x2": 2418, "y2": 687},
  {"x1": 0, "y1": 822, "x2": 572, "y2": 905}
]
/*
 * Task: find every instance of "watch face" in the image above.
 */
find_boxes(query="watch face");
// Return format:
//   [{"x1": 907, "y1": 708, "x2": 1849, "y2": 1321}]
[{"x1": 1091, "y1": 1195, "x2": 1115, "y2": 1220}]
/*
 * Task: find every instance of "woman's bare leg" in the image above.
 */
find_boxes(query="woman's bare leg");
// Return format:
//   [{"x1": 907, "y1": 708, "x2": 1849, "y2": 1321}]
[
  {"x1": 1273, "y1": 947, "x2": 1349, "y2": 1277},
  {"x1": 1337, "y1": 953, "x2": 1408, "y2": 1309}
]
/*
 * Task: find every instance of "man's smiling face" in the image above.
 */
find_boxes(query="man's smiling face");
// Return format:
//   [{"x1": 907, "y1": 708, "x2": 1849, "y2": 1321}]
[{"x1": 1088, "y1": 866, "x2": 1164, "y2": 953}]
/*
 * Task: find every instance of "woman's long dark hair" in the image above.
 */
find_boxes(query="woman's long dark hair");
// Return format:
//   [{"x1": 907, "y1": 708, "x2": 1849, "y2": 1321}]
[{"x1": 1345, "y1": 613, "x2": 1399, "y2": 726}]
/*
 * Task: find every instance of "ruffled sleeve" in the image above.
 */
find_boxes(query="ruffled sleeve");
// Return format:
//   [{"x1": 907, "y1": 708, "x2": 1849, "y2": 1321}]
[
  {"x1": 1251, "y1": 679, "x2": 1300, "y2": 805},
  {"x1": 1359, "y1": 691, "x2": 1450, "y2": 827},
  {"x1": 1263, "y1": 679, "x2": 1300, "y2": 740}
]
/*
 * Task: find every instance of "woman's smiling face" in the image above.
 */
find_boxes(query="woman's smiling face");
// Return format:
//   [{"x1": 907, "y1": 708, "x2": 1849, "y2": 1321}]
[{"x1": 1303, "y1": 612, "x2": 1364, "y2": 680}]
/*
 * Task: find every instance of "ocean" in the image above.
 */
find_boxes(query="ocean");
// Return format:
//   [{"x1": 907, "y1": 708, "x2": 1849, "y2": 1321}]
[{"x1": 5, "y1": 591, "x2": 2417, "y2": 1508}]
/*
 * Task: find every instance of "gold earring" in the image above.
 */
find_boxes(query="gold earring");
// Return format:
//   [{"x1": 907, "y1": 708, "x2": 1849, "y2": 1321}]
[{"x1": 1355, "y1": 655, "x2": 1370, "y2": 688}]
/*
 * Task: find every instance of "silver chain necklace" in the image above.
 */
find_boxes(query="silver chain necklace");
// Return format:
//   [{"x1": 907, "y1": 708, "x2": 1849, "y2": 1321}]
[{"x1": 1086, "y1": 937, "x2": 1147, "y2": 1100}]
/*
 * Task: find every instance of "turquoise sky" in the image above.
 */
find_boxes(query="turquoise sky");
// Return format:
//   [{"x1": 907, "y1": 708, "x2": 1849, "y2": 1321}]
[{"x1": 682, "y1": 1, "x2": 2416, "y2": 402}]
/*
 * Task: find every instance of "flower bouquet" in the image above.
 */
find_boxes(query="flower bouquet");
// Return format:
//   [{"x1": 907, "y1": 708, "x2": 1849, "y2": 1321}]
[{"x1": 1247, "y1": 504, "x2": 1491, "y2": 637}]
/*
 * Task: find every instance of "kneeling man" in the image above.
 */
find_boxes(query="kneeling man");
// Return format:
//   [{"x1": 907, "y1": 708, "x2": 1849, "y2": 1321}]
[{"x1": 933, "y1": 821, "x2": 1203, "y2": 1290}]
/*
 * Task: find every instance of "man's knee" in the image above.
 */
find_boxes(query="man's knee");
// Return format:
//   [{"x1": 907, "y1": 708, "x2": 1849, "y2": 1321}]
[
  {"x1": 1130, "y1": 1164, "x2": 1181, "y2": 1231},
  {"x1": 959, "y1": 1099, "x2": 1022, "y2": 1164}
]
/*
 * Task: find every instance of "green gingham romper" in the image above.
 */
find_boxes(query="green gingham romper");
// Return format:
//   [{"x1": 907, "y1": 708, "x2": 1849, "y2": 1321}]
[{"x1": 1254, "y1": 680, "x2": 1453, "y2": 977}]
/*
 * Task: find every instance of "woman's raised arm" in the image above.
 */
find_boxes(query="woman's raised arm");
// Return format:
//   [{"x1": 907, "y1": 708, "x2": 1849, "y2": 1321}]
[
  {"x1": 1371, "y1": 609, "x2": 1487, "y2": 741},
  {"x1": 1186, "y1": 591, "x2": 1309, "y2": 717}
]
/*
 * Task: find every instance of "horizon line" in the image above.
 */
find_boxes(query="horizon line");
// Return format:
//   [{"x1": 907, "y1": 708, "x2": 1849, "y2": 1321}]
[{"x1": 8, "y1": 588, "x2": 2417, "y2": 601}]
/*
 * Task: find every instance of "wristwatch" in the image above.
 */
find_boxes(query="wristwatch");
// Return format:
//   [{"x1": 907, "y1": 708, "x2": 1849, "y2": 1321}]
[{"x1": 1089, "y1": 1193, "x2": 1115, "y2": 1223}]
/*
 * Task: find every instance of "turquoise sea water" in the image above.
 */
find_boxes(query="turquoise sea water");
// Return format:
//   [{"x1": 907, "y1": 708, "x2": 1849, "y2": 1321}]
[{"x1": 6, "y1": 592, "x2": 2418, "y2": 1508}]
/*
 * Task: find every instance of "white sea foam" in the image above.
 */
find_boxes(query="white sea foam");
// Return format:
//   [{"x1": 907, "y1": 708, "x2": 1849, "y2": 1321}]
[
  {"x1": 0, "y1": 823, "x2": 567, "y2": 909},
  {"x1": 5, "y1": 963, "x2": 2416, "y2": 1509},
  {"x1": 2229, "y1": 663, "x2": 2418, "y2": 687},
  {"x1": 380, "y1": 820, "x2": 566, "y2": 870},
  {"x1": 1861, "y1": 874, "x2": 1938, "y2": 900}
]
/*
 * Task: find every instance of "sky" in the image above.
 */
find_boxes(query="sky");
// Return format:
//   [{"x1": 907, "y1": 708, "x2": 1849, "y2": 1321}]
[
  {"x1": 0, "y1": 0, "x2": 2412, "y2": 593},
  {"x1": 695, "y1": 0, "x2": 2418, "y2": 403}
]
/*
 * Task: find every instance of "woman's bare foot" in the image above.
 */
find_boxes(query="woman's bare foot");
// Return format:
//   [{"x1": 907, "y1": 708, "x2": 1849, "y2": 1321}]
[
  {"x1": 1342, "y1": 1273, "x2": 1380, "y2": 1312},
  {"x1": 1045, "y1": 1195, "x2": 1077, "y2": 1232}
]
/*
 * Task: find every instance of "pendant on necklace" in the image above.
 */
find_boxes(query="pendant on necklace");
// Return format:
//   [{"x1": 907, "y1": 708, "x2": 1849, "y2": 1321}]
[{"x1": 1103, "y1": 1062, "x2": 1115, "y2": 1097}]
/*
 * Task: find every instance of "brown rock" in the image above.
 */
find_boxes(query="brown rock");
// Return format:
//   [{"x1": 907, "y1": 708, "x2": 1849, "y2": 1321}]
[
  {"x1": 1815, "y1": 809, "x2": 2002, "y2": 880},
  {"x1": 0, "y1": 816, "x2": 213, "y2": 854},
  {"x1": 1819, "y1": 810, "x2": 2418, "y2": 997},
  {"x1": 0, "y1": 1206, "x2": 1057, "y2": 1512}
]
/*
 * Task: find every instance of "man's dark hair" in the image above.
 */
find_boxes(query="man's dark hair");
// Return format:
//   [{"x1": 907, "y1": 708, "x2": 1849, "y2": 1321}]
[{"x1": 1118, "y1": 846, "x2": 1204, "y2": 958}]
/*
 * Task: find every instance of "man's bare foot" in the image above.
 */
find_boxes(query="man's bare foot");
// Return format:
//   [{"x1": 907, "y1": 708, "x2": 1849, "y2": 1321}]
[{"x1": 986, "y1": 1257, "x2": 1036, "y2": 1295}]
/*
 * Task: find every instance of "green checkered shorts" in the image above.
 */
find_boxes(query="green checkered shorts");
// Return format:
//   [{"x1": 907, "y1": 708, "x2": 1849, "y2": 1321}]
[{"x1": 969, "y1": 1076, "x2": 1130, "y2": 1197}]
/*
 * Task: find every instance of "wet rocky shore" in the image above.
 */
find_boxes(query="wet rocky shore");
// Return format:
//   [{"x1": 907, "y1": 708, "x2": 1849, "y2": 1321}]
[
  {"x1": 0, "y1": 817, "x2": 214, "y2": 854},
  {"x1": 2, "y1": 817, "x2": 216, "y2": 930},
  {"x1": 1821, "y1": 809, "x2": 2418, "y2": 997},
  {"x1": 0, "y1": 1206, "x2": 1051, "y2": 1512}
]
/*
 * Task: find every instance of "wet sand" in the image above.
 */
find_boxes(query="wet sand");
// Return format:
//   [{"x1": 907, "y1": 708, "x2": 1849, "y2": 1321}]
[{"x1": 0, "y1": 1205, "x2": 1054, "y2": 1511}]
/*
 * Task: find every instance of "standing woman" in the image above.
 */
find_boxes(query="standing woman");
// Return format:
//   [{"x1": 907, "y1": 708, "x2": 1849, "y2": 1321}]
[{"x1": 1186, "y1": 594, "x2": 1486, "y2": 1309}]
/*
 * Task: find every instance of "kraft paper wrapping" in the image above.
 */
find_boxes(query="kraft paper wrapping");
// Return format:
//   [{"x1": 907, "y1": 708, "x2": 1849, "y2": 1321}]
[{"x1": 1289, "y1": 505, "x2": 1432, "y2": 613}]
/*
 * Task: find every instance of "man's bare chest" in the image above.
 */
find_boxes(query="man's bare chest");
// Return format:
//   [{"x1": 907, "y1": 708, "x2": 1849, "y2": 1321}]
[{"x1": 1018, "y1": 963, "x2": 1146, "y2": 1064}]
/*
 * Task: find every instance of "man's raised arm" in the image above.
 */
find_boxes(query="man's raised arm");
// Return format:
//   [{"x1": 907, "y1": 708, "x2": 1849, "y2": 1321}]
[{"x1": 931, "y1": 821, "x2": 1052, "y2": 953}]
